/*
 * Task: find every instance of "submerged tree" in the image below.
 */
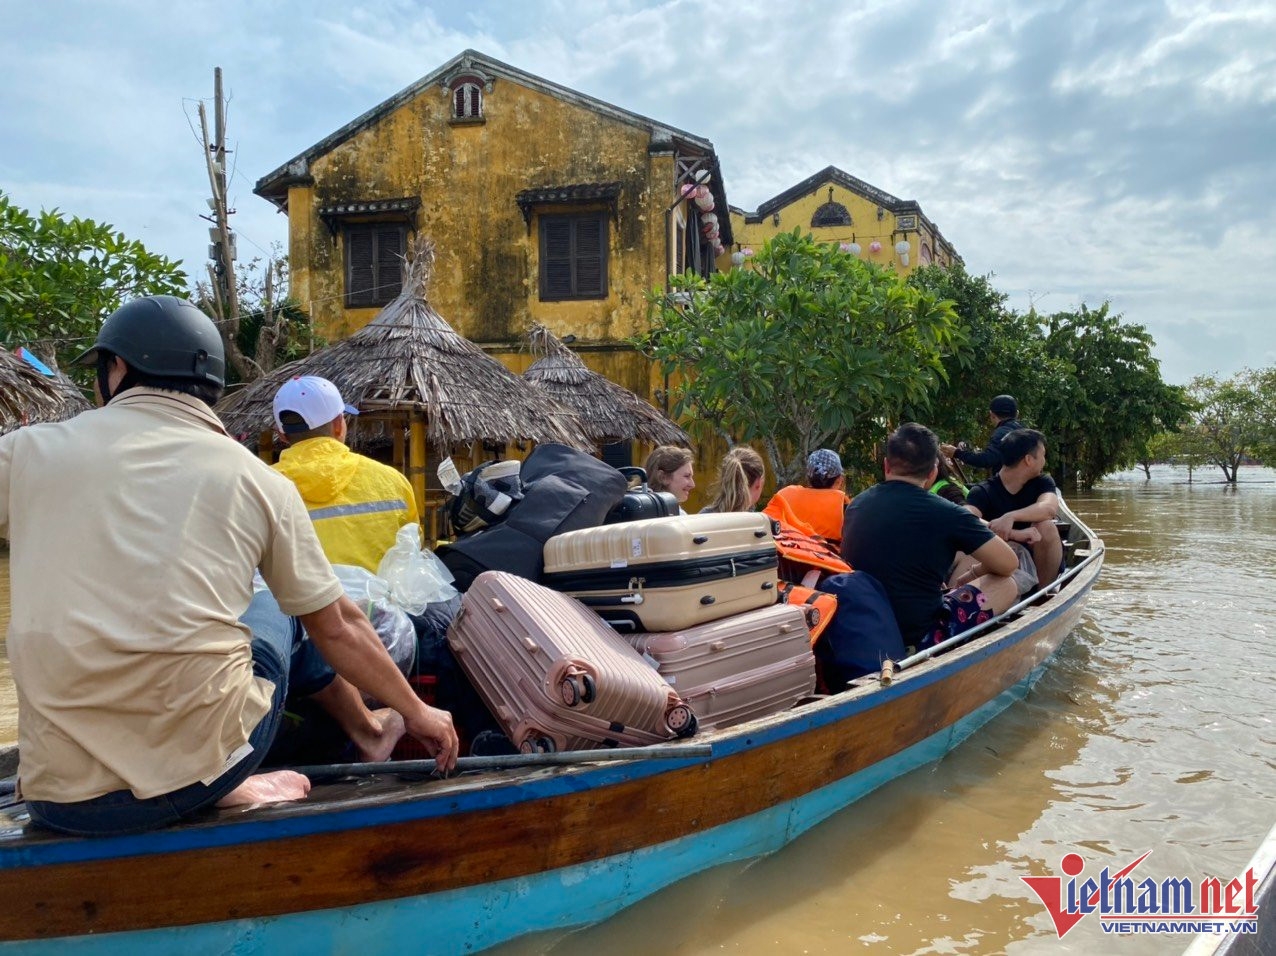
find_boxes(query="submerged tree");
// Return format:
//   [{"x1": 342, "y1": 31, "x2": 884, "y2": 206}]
[
  {"x1": 1183, "y1": 368, "x2": 1274, "y2": 482},
  {"x1": 642, "y1": 230, "x2": 960, "y2": 484},
  {"x1": 0, "y1": 191, "x2": 187, "y2": 374}
]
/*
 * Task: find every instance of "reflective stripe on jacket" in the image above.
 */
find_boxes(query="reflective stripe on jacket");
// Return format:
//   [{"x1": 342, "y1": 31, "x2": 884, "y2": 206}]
[{"x1": 273, "y1": 437, "x2": 420, "y2": 572}]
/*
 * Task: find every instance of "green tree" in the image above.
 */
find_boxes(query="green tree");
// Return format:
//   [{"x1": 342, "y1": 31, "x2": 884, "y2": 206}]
[
  {"x1": 1034, "y1": 303, "x2": 1188, "y2": 488},
  {"x1": 0, "y1": 192, "x2": 187, "y2": 373},
  {"x1": 905, "y1": 264, "x2": 1062, "y2": 446},
  {"x1": 642, "y1": 230, "x2": 960, "y2": 483},
  {"x1": 1183, "y1": 369, "x2": 1273, "y2": 481}
]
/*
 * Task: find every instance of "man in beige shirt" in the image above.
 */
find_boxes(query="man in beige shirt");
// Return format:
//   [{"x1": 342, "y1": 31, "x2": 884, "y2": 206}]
[{"x1": 0, "y1": 296, "x2": 457, "y2": 835}]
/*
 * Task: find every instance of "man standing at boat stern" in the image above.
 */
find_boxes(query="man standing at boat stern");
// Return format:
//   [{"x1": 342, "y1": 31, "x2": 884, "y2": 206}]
[
  {"x1": 0, "y1": 295, "x2": 457, "y2": 836},
  {"x1": 842, "y1": 423, "x2": 1021, "y2": 650}
]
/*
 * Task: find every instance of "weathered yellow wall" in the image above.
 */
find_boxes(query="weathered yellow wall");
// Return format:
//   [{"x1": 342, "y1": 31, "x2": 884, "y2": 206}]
[
  {"x1": 727, "y1": 181, "x2": 956, "y2": 276},
  {"x1": 290, "y1": 79, "x2": 674, "y2": 349}
]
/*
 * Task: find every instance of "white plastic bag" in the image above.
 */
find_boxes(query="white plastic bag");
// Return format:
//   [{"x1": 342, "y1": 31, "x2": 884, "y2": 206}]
[
  {"x1": 376, "y1": 524, "x2": 458, "y2": 615},
  {"x1": 332, "y1": 564, "x2": 416, "y2": 675}
]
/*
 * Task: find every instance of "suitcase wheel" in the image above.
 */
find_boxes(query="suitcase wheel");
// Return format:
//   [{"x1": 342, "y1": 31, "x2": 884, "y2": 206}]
[
  {"x1": 804, "y1": 606, "x2": 822, "y2": 628},
  {"x1": 560, "y1": 674, "x2": 595, "y2": 707},
  {"x1": 665, "y1": 705, "x2": 698, "y2": 738},
  {"x1": 519, "y1": 734, "x2": 557, "y2": 754}
]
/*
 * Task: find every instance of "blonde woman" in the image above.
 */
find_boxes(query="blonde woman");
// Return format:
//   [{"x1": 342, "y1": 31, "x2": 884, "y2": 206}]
[
  {"x1": 644, "y1": 445, "x2": 696, "y2": 514},
  {"x1": 701, "y1": 446, "x2": 765, "y2": 513}
]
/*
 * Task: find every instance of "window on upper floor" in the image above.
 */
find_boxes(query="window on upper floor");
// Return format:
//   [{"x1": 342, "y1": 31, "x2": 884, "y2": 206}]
[
  {"x1": 539, "y1": 213, "x2": 608, "y2": 300},
  {"x1": 344, "y1": 223, "x2": 406, "y2": 307},
  {"x1": 452, "y1": 81, "x2": 483, "y2": 119}
]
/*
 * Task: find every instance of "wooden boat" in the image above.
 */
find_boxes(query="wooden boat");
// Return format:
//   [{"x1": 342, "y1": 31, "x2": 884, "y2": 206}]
[{"x1": 0, "y1": 504, "x2": 1103, "y2": 954}]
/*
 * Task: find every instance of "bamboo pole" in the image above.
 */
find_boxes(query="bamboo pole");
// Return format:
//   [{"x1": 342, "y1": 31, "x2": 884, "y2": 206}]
[{"x1": 409, "y1": 411, "x2": 427, "y2": 540}]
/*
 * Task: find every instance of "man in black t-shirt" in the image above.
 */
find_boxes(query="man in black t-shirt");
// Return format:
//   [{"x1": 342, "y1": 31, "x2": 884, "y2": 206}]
[
  {"x1": 843, "y1": 423, "x2": 1020, "y2": 648},
  {"x1": 941, "y1": 394, "x2": 1023, "y2": 474},
  {"x1": 966, "y1": 428, "x2": 1063, "y2": 587}
]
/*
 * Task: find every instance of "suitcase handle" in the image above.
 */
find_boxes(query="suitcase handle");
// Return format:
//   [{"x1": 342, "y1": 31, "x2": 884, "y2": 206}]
[
  {"x1": 617, "y1": 466, "x2": 649, "y2": 487},
  {"x1": 693, "y1": 535, "x2": 709, "y2": 545}
]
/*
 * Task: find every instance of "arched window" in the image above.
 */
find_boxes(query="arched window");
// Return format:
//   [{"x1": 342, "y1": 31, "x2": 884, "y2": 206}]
[
  {"x1": 811, "y1": 186, "x2": 851, "y2": 228},
  {"x1": 452, "y1": 81, "x2": 482, "y2": 119}
]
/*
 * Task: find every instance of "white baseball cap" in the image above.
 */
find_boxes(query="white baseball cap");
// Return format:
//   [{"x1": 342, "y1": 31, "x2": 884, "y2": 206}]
[{"x1": 273, "y1": 375, "x2": 359, "y2": 434}]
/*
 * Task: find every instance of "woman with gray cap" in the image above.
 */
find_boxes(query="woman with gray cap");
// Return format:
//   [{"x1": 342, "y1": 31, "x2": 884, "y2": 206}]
[
  {"x1": 771, "y1": 448, "x2": 851, "y2": 546},
  {"x1": 941, "y1": 395, "x2": 1023, "y2": 474}
]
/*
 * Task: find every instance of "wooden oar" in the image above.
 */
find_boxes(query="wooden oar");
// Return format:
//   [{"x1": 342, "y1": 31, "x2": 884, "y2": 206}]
[{"x1": 291, "y1": 742, "x2": 715, "y2": 781}]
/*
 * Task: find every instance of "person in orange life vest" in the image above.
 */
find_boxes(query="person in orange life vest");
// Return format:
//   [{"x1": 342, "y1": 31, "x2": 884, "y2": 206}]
[
  {"x1": 771, "y1": 448, "x2": 851, "y2": 546},
  {"x1": 272, "y1": 376, "x2": 420, "y2": 572}
]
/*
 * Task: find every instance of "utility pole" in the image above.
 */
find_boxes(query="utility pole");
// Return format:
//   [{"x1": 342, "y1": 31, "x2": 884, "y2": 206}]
[{"x1": 198, "y1": 66, "x2": 251, "y2": 379}]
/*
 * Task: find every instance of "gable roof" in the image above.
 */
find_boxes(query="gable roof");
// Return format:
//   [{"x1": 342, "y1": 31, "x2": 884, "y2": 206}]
[
  {"x1": 742, "y1": 165, "x2": 960, "y2": 262},
  {"x1": 255, "y1": 49, "x2": 727, "y2": 211},
  {"x1": 746, "y1": 166, "x2": 908, "y2": 222}
]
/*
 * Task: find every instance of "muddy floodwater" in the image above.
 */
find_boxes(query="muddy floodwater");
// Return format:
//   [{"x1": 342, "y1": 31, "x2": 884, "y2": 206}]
[{"x1": 2, "y1": 466, "x2": 1274, "y2": 954}]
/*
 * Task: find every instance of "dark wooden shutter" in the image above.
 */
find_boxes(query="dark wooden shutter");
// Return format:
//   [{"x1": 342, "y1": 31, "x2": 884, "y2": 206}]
[
  {"x1": 375, "y1": 226, "x2": 404, "y2": 300},
  {"x1": 346, "y1": 228, "x2": 375, "y2": 306},
  {"x1": 469, "y1": 86, "x2": 481, "y2": 117},
  {"x1": 454, "y1": 86, "x2": 466, "y2": 117},
  {"x1": 542, "y1": 218, "x2": 574, "y2": 297},
  {"x1": 539, "y1": 213, "x2": 608, "y2": 300},
  {"x1": 574, "y1": 216, "x2": 604, "y2": 296}
]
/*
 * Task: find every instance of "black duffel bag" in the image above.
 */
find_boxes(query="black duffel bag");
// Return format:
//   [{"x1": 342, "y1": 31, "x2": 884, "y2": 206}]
[{"x1": 436, "y1": 444, "x2": 627, "y2": 590}]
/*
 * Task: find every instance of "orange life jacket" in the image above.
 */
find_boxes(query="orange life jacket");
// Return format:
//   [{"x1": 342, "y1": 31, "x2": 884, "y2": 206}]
[{"x1": 776, "y1": 581, "x2": 839, "y2": 645}]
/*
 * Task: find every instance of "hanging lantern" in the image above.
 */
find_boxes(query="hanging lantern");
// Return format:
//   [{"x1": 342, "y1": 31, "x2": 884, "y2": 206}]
[
  {"x1": 869, "y1": 241, "x2": 882, "y2": 254},
  {"x1": 713, "y1": 241, "x2": 725, "y2": 256},
  {"x1": 731, "y1": 250, "x2": 746, "y2": 266},
  {"x1": 741, "y1": 247, "x2": 755, "y2": 258},
  {"x1": 680, "y1": 183, "x2": 697, "y2": 199},
  {"x1": 895, "y1": 240, "x2": 910, "y2": 255},
  {"x1": 701, "y1": 212, "x2": 718, "y2": 227},
  {"x1": 693, "y1": 185, "x2": 714, "y2": 211}
]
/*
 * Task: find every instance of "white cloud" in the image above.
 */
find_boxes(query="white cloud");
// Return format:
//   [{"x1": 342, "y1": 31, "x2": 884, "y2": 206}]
[{"x1": 2, "y1": 0, "x2": 1273, "y2": 384}]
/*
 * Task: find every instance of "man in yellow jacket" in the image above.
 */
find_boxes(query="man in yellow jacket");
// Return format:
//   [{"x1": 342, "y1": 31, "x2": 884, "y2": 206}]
[{"x1": 273, "y1": 376, "x2": 420, "y2": 571}]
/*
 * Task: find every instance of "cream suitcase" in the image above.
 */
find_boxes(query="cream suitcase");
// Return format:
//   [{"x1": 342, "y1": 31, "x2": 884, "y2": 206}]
[{"x1": 542, "y1": 512, "x2": 779, "y2": 631}]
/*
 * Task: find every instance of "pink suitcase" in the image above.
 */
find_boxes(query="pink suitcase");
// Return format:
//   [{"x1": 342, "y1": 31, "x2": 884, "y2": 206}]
[
  {"x1": 446, "y1": 570, "x2": 698, "y2": 753},
  {"x1": 626, "y1": 604, "x2": 816, "y2": 731},
  {"x1": 542, "y1": 512, "x2": 779, "y2": 632}
]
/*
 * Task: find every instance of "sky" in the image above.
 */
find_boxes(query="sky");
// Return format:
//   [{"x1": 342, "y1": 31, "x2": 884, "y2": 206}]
[{"x1": 2, "y1": 0, "x2": 1273, "y2": 385}]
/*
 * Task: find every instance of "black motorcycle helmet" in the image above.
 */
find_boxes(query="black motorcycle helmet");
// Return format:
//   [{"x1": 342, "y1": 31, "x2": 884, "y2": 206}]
[{"x1": 74, "y1": 295, "x2": 226, "y2": 397}]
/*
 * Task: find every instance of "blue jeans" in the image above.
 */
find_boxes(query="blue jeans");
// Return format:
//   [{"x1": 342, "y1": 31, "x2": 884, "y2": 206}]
[{"x1": 27, "y1": 591, "x2": 335, "y2": 836}]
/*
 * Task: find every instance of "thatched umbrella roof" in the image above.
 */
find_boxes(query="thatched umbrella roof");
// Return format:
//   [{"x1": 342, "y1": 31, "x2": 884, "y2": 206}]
[
  {"x1": 523, "y1": 324, "x2": 690, "y2": 448},
  {"x1": 0, "y1": 349, "x2": 91, "y2": 435},
  {"x1": 216, "y1": 238, "x2": 590, "y2": 452}
]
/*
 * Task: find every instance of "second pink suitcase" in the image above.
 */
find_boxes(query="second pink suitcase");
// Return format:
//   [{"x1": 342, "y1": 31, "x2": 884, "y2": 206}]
[
  {"x1": 626, "y1": 604, "x2": 816, "y2": 731},
  {"x1": 447, "y1": 570, "x2": 697, "y2": 753}
]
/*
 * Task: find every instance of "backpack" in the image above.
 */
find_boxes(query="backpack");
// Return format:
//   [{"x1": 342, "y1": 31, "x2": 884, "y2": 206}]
[{"x1": 814, "y1": 571, "x2": 905, "y2": 691}]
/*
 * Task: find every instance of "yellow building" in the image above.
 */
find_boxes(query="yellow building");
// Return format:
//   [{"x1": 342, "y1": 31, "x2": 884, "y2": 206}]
[
  {"x1": 726, "y1": 166, "x2": 960, "y2": 274},
  {"x1": 254, "y1": 50, "x2": 731, "y2": 475}
]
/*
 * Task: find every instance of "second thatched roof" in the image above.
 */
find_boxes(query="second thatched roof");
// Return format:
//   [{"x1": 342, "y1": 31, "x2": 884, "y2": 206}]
[
  {"x1": 523, "y1": 324, "x2": 690, "y2": 448},
  {"x1": 216, "y1": 239, "x2": 590, "y2": 452},
  {"x1": 0, "y1": 348, "x2": 91, "y2": 436}
]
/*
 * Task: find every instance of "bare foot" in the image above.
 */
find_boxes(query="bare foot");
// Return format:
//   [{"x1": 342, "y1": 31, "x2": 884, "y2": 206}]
[
  {"x1": 215, "y1": 770, "x2": 311, "y2": 808},
  {"x1": 353, "y1": 708, "x2": 406, "y2": 763}
]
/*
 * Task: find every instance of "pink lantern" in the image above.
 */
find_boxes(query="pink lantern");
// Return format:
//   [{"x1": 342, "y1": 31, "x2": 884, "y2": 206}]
[
  {"x1": 680, "y1": 183, "x2": 697, "y2": 199},
  {"x1": 741, "y1": 247, "x2": 754, "y2": 258},
  {"x1": 869, "y1": 241, "x2": 882, "y2": 254},
  {"x1": 693, "y1": 185, "x2": 714, "y2": 210},
  {"x1": 701, "y1": 212, "x2": 718, "y2": 227}
]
